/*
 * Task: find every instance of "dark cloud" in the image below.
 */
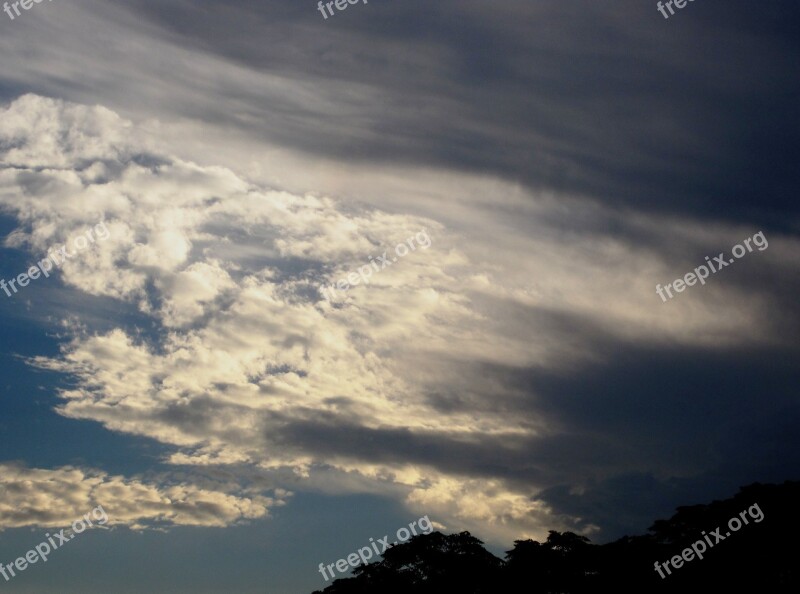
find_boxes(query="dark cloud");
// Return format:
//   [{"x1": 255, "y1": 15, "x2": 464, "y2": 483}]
[
  {"x1": 515, "y1": 338, "x2": 800, "y2": 538},
  {"x1": 89, "y1": 0, "x2": 800, "y2": 228},
  {"x1": 269, "y1": 414, "x2": 541, "y2": 481},
  {"x1": 256, "y1": 319, "x2": 800, "y2": 539}
]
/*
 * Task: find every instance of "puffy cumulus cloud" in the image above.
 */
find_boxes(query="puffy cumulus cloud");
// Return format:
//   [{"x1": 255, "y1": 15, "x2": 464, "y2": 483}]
[
  {"x1": 2, "y1": 95, "x2": 559, "y2": 538},
  {"x1": 0, "y1": 463, "x2": 286, "y2": 531},
  {"x1": 2, "y1": 94, "x2": 798, "y2": 542},
  {"x1": 156, "y1": 261, "x2": 237, "y2": 328},
  {"x1": 0, "y1": 94, "x2": 137, "y2": 170}
]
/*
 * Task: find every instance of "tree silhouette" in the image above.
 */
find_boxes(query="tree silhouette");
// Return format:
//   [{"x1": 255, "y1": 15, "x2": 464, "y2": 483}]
[
  {"x1": 312, "y1": 481, "x2": 800, "y2": 593},
  {"x1": 313, "y1": 531, "x2": 501, "y2": 594},
  {"x1": 503, "y1": 531, "x2": 596, "y2": 592}
]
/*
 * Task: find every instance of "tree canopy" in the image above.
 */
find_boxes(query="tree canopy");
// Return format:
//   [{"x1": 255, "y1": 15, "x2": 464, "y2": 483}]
[{"x1": 312, "y1": 481, "x2": 799, "y2": 593}]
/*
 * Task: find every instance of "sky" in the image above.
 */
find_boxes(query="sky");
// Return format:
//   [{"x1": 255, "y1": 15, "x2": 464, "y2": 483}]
[{"x1": 0, "y1": 1, "x2": 798, "y2": 592}]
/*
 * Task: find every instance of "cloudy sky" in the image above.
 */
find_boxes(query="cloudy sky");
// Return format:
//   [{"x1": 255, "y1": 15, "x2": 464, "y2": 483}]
[{"x1": 0, "y1": 1, "x2": 798, "y2": 592}]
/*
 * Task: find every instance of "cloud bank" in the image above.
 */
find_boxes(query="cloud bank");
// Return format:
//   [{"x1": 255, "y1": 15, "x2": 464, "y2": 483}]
[{"x1": 1, "y1": 94, "x2": 798, "y2": 542}]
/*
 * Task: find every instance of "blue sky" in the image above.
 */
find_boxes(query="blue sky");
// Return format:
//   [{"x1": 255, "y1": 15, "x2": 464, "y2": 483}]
[{"x1": 0, "y1": 1, "x2": 798, "y2": 592}]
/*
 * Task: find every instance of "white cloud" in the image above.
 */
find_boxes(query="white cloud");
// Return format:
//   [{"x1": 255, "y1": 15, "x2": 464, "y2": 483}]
[
  {"x1": 0, "y1": 463, "x2": 286, "y2": 531},
  {"x1": 1, "y1": 94, "x2": 796, "y2": 543}
]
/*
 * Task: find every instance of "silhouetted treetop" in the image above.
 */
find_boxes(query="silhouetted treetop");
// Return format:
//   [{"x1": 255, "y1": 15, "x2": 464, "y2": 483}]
[{"x1": 313, "y1": 481, "x2": 799, "y2": 593}]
